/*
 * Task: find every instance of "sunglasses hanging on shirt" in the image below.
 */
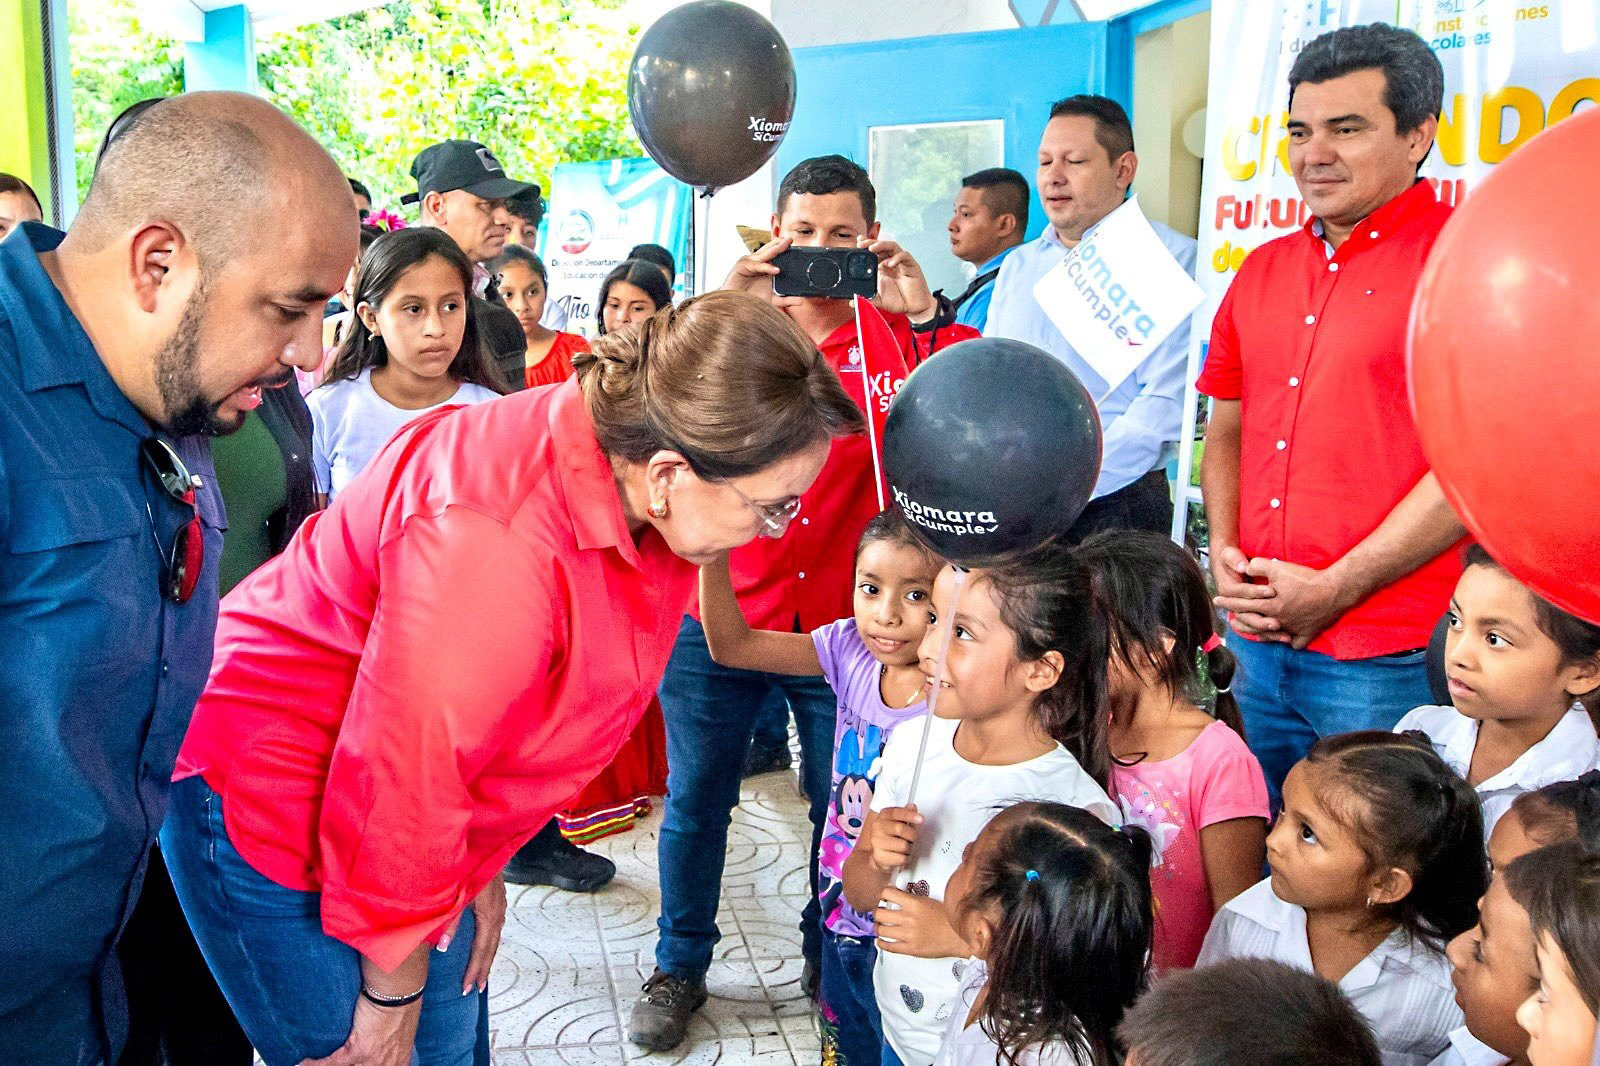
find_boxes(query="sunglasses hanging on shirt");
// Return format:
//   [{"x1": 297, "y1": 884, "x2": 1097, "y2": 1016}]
[{"x1": 140, "y1": 437, "x2": 205, "y2": 605}]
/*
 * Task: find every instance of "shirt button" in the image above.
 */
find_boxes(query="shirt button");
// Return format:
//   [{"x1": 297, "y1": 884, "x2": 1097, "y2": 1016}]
[
  {"x1": 1288, "y1": 377, "x2": 1300, "y2": 387},
  {"x1": 1270, "y1": 498, "x2": 1281, "y2": 509},
  {"x1": 798, "y1": 572, "x2": 807, "y2": 579},
  {"x1": 1369, "y1": 230, "x2": 1379, "y2": 239},
  {"x1": 1276, "y1": 440, "x2": 1286, "y2": 450},
  {"x1": 161, "y1": 661, "x2": 170, "y2": 677},
  {"x1": 1327, "y1": 263, "x2": 1339, "y2": 272},
  {"x1": 801, "y1": 518, "x2": 810, "y2": 526},
  {"x1": 1304, "y1": 315, "x2": 1316, "y2": 325}
]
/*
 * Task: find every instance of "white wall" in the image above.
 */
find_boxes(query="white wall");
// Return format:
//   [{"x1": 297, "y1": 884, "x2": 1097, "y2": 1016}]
[{"x1": 1131, "y1": 10, "x2": 1209, "y2": 237}]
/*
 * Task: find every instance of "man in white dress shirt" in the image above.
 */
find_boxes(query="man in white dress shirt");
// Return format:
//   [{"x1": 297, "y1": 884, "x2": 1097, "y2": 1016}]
[{"x1": 985, "y1": 94, "x2": 1196, "y2": 541}]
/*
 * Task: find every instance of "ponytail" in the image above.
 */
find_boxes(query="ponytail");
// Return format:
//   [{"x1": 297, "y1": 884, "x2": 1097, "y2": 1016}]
[
  {"x1": 963, "y1": 802, "x2": 1153, "y2": 1066},
  {"x1": 1072, "y1": 532, "x2": 1246, "y2": 741},
  {"x1": 1303, "y1": 731, "x2": 1487, "y2": 950}
]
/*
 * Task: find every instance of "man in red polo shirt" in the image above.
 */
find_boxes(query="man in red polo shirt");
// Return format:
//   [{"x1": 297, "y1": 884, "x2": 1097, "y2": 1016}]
[
  {"x1": 631, "y1": 155, "x2": 976, "y2": 1052},
  {"x1": 1199, "y1": 24, "x2": 1465, "y2": 805}
]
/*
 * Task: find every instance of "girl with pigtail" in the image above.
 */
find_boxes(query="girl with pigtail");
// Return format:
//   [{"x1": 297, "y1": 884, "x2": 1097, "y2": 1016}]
[
  {"x1": 935, "y1": 801, "x2": 1155, "y2": 1066},
  {"x1": 1073, "y1": 531, "x2": 1270, "y2": 972}
]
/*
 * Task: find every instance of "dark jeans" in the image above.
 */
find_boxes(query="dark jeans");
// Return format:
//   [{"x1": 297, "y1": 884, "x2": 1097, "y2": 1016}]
[
  {"x1": 117, "y1": 845, "x2": 252, "y2": 1066},
  {"x1": 1063, "y1": 468, "x2": 1173, "y2": 544},
  {"x1": 820, "y1": 931, "x2": 882, "y2": 1066},
  {"x1": 1230, "y1": 636, "x2": 1435, "y2": 808},
  {"x1": 653, "y1": 616, "x2": 835, "y2": 981},
  {"x1": 751, "y1": 691, "x2": 792, "y2": 754},
  {"x1": 160, "y1": 777, "x2": 480, "y2": 1066}
]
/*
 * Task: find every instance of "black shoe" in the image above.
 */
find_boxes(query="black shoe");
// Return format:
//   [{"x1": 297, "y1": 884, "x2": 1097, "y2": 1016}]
[
  {"x1": 628, "y1": 969, "x2": 707, "y2": 1052},
  {"x1": 503, "y1": 823, "x2": 616, "y2": 892},
  {"x1": 742, "y1": 742, "x2": 793, "y2": 779}
]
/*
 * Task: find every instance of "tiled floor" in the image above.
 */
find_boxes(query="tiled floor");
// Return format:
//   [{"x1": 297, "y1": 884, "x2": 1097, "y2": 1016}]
[{"x1": 487, "y1": 769, "x2": 820, "y2": 1064}]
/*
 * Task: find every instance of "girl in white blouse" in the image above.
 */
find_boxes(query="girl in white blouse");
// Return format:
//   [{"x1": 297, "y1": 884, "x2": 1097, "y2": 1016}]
[
  {"x1": 1199, "y1": 732, "x2": 1488, "y2": 1065},
  {"x1": 1395, "y1": 544, "x2": 1600, "y2": 837}
]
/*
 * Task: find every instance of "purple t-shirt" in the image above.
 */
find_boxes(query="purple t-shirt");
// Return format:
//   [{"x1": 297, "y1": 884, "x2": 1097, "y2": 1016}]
[{"x1": 813, "y1": 617, "x2": 928, "y2": 938}]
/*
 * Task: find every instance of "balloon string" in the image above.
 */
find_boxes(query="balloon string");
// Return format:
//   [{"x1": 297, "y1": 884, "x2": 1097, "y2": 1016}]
[{"x1": 905, "y1": 567, "x2": 966, "y2": 807}]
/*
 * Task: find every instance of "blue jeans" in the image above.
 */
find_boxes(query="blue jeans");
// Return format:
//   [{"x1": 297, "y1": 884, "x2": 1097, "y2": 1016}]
[
  {"x1": 160, "y1": 777, "x2": 480, "y2": 1066},
  {"x1": 881, "y1": 1042, "x2": 906, "y2": 1066},
  {"x1": 654, "y1": 616, "x2": 835, "y2": 981},
  {"x1": 820, "y1": 931, "x2": 882, "y2": 1066},
  {"x1": 1230, "y1": 636, "x2": 1434, "y2": 808}
]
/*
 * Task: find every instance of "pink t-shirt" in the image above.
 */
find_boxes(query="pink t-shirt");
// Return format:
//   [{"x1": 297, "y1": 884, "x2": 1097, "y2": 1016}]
[{"x1": 1110, "y1": 719, "x2": 1268, "y2": 972}]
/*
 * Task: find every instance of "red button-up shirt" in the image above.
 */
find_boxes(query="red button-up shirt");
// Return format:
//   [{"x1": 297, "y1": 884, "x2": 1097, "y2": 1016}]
[
  {"x1": 710, "y1": 312, "x2": 978, "y2": 631},
  {"x1": 173, "y1": 380, "x2": 695, "y2": 969},
  {"x1": 1197, "y1": 180, "x2": 1459, "y2": 660}
]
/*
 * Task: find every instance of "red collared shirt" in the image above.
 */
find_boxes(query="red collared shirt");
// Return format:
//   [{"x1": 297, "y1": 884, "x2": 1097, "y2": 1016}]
[
  {"x1": 709, "y1": 312, "x2": 979, "y2": 632},
  {"x1": 173, "y1": 380, "x2": 695, "y2": 969},
  {"x1": 1197, "y1": 180, "x2": 1459, "y2": 660}
]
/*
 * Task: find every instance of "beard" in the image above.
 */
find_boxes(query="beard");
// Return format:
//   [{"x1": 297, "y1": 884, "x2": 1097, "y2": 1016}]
[
  {"x1": 153, "y1": 286, "x2": 293, "y2": 438},
  {"x1": 153, "y1": 291, "x2": 223, "y2": 437}
]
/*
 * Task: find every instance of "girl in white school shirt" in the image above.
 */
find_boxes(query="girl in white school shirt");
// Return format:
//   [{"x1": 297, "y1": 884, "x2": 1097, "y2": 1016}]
[
  {"x1": 1199, "y1": 731, "x2": 1488, "y2": 1065},
  {"x1": 1395, "y1": 544, "x2": 1600, "y2": 836}
]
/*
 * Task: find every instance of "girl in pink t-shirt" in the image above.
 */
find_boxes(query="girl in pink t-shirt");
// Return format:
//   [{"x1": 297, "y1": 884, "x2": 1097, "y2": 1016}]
[{"x1": 1076, "y1": 532, "x2": 1270, "y2": 972}]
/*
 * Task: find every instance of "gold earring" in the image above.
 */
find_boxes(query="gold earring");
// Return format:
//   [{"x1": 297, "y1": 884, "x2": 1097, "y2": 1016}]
[
  {"x1": 1365, "y1": 895, "x2": 1373, "y2": 909},
  {"x1": 648, "y1": 499, "x2": 669, "y2": 519}
]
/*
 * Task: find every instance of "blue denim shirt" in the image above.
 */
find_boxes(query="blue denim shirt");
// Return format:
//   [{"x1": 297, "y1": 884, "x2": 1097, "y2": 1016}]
[{"x1": 0, "y1": 223, "x2": 224, "y2": 1058}]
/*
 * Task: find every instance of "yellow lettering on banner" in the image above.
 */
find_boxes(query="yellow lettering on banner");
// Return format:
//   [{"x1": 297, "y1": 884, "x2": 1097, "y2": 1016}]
[
  {"x1": 1479, "y1": 87, "x2": 1546, "y2": 163},
  {"x1": 1437, "y1": 94, "x2": 1468, "y2": 166},
  {"x1": 1222, "y1": 118, "x2": 1259, "y2": 181},
  {"x1": 1550, "y1": 77, "x2": 1600, "y2": 121}
]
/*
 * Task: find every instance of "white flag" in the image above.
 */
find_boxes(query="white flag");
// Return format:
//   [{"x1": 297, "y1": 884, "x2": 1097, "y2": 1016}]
[{"x1": 1032, "y1": 195, "x2": 1204, "y2": 398}]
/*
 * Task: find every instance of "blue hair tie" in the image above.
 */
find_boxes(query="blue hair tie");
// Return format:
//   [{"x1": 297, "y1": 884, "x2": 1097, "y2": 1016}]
[{"x1": 1025, "y1": 870, "x2": 1040, "y2": 882}]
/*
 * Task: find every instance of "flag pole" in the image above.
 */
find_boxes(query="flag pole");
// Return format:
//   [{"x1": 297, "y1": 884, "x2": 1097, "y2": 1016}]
[{"x1": 854, "y1": 296, "x2": 888, "y2": 512}]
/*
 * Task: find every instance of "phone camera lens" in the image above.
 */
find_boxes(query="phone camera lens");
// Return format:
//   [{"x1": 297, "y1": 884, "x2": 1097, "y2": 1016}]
[{"x1": 847, "y1": 254, "x2": 873, "y2": 280}]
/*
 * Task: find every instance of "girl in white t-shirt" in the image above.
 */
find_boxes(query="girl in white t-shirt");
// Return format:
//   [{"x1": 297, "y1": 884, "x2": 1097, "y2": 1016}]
[
  {"x1": 1395, "y1": 544, "x2": 1600, "y2": 837},
  {"x1": 310, "y1": 228, "x2": 506, "y2": 503},
  {"x1": 842, "y1": 544, "x2": 1120, "y2": 1066},
  {"x1": 934, "y1": 801, "x2": 1154, "y2": 1066}
]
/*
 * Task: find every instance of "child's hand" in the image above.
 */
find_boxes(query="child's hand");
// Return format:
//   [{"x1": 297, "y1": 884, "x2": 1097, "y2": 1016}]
[
  {"x1": 874, "y1": 888, "x2": 969, "y2": 959},
  {"x1": 864, "y1": 805, "x2": 921, "y2": 874}
]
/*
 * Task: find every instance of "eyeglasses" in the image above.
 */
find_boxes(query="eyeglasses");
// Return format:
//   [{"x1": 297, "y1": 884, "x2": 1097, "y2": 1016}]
[
  {"x1": 727, "y1": 482, "x2": 803, "y2": 538},
  {"x1": 140, "y1": 438, "x2": 205, "y2": 605}
]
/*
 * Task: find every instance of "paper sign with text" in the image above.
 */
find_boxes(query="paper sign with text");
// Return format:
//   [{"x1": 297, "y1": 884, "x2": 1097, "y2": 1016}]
[{"x1": 1032, "y1": 195, "x2": 1204, "y2": 397}]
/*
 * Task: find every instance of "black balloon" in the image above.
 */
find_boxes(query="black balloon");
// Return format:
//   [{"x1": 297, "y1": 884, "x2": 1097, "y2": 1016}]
[
  {"x1": 884, "y1": 338, "x2": 1103, "y2": 566},
  {"x1": 627, "y1": 1, "x2": 796, "y2": 194}
]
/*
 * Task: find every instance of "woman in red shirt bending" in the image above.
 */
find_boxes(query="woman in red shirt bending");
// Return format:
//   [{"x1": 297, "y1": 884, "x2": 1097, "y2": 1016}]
[{"x1": 160, "y1": 291, "x2": 864, "y2": 1066}]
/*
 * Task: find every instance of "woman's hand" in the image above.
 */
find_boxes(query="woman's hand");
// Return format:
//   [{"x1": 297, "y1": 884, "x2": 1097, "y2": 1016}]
[
  {"x1": 873, "y1": 887, "x2": 969, "y2": 959},
  {"x1": 298, "y1": 996, "x2": 421, "y2": 1066},
  {"x1": 463, "y1": 874, "x2": 507, "y2": 995}
]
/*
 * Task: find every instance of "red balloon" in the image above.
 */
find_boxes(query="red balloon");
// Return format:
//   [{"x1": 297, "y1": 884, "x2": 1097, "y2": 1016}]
[{"x1": 1409, "y1": 106, "x2": 1600, "y2": 624}]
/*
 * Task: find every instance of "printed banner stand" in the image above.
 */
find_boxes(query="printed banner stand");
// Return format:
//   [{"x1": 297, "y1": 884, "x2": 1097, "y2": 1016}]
[
  {"x1": 542, "y1": 158, "x2": 693, "y2": 336},
  {"x1": 1031, "y1": 196, "x2": 1204, "y2": 400}
]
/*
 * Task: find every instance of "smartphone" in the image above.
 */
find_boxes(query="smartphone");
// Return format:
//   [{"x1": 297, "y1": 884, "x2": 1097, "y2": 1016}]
[{"x1": 771, "y1": 247, "x2": 878, "y2": 300}]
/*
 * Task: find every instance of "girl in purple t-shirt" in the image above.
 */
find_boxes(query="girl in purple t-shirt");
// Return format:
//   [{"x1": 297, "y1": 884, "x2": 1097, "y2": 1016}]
[
  {"x1": 699, "y1": 509, "x2": 940, "y2": 1066},
  {"x1": 1075, "y1": 532, "x2": 1271, "y2": 972}
]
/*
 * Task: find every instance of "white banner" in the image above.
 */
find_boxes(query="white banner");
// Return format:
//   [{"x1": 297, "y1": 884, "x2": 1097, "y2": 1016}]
[
  {"x1": 1195, "y1": 1, "x2": 1599, "y2": 320},
  {"x1": 1032, "y1": 195, "x2": 1205, "y2": 398}
]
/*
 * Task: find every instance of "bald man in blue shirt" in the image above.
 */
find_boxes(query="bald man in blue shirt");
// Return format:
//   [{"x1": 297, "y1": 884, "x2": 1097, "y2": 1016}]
[{"x1": 0, "y1": 92, "x2": 350, "y2": 1064}]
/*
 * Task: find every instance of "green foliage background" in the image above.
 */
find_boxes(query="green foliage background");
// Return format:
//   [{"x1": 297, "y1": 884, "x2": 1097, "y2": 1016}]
[{"x1": 68, "y1": 0, "x2": 643, "y2": 207}]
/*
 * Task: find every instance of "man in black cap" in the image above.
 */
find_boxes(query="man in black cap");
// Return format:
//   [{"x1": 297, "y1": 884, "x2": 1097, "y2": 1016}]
[{"x1": 402, "y1": 140, "x2": 531, "y2": 391}]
